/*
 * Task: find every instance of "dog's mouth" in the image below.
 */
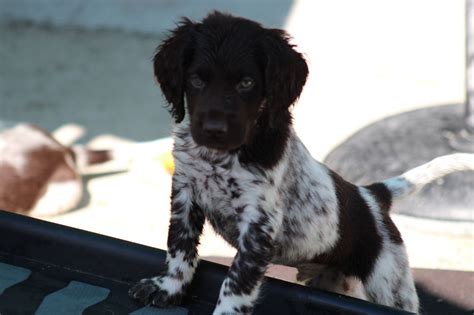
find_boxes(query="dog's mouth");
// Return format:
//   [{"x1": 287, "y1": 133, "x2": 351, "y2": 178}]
[
  {"x1": 193, "y1": 135, "x2": 242, "y2": 151},
  {"x1": 190, "y1": 128, "x2": 247, "y2": 152}
]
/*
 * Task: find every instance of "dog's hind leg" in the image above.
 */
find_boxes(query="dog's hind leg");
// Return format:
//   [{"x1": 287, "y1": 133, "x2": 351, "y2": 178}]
[{"x1": 364, "y1": 243, "x2": 419, "y2": 313}]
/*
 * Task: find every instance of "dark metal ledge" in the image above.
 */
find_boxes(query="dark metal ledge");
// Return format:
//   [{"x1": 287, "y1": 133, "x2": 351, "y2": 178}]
[{"x1": 0, "y1": 210, "x2": 410, "y2": 314}]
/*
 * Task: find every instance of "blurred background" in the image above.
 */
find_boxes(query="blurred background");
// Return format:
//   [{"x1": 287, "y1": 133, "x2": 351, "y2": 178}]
[{"x1": 0, "y1": 0, "x2": 472, "y2": 312}]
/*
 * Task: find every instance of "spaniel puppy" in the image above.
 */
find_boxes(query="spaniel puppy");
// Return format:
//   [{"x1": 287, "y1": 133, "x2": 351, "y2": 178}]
[{"x1": 129, "y1": 11, "x2": 474, "y2": 314}]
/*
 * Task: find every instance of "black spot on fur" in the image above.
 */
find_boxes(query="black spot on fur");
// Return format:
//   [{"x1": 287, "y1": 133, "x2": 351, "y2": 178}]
[
  {"x1": 366, "y1": 183, "x2": 392, "y2": 211},
  {"x1": 170, "y1": 269, "x2": 184, "y2": 281},
  {"x1": 366, "y1": 183, "x2": 403, "y2": 244},
  {"x1": 204, "y1": 176, "x2": 210, "y2": 190},
  {"x1": 312, "y1": 171, "x2": 382, "y2": 281},
  {"x1": 231, "y1": 190, "x2": 241, "y2": 199},
  {"x1": 392, "y1": 279, "x2": 408, "y2": 310},
  {"x1": 235, "y1": 206, "x2": 245, "y2": 214},
  {"x1": 227, "y1": 177, "x2": 237, "y2": 187},
  {"x1": 282, "y1": 216, "x2": 302, "y2": 238},
  {"x1": 287, "y1": 183, "x2": 301, "y2": 201},
  {"x1": 318, "y1": 207, "x2": 328, "y2": 215},
  {"x1": 233, "y1": 305, "x2": 253, "y2": 314}
]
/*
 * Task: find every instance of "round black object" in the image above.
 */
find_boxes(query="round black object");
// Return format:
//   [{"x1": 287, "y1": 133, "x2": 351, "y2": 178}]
[{"x1": 324, "y1": 104, "x2": 474, "y2": 222}]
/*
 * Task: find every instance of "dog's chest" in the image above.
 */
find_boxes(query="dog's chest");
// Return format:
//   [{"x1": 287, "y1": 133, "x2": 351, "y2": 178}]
[
  {"x1": 193, "y1": 167, "x2": 236, "y2": 212},
  {"x1": 176, "y1": 151, "x2": 264, "y2": 246}
]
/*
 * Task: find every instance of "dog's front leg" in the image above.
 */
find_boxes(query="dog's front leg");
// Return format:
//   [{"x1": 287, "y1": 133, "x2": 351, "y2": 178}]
[
  {"x1": 129, "y1": 181, "x2": 204, "y2": 307},
  {"x1": 213, "y1": 210, "x2": 280, "y2": 315}
]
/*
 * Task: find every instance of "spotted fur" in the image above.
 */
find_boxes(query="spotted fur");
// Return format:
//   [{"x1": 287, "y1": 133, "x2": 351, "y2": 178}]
[
  {"x1": 129, "y1": 11, "x2": 474, "y2": 315},
  {"x1": 131, "y1": 119, "x2": 427, "y2": 314}
]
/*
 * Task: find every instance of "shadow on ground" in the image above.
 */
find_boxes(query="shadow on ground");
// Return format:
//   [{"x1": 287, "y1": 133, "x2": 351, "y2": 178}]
[{"x1": 72, "y1": 170, "x2": 129, "y2": 212}]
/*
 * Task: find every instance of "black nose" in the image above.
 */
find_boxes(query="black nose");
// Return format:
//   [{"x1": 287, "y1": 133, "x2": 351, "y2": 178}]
[{"x1": 202, "y1": 119, "x2": 228, "y2": 137}]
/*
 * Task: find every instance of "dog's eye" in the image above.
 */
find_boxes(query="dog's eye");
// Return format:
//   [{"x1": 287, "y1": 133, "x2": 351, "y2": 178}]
[
  {"x1": 189, "y1": 75, "x2": 205, "y2": 89},
  {"x1": 236, "y1": 77, "x2": 255, "y2": 92}
]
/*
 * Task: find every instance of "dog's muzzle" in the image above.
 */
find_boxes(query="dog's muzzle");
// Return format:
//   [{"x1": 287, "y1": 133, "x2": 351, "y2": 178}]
[
  {"x1": 191, "y1": 114, "x2": 246, "y2": 151},
  {"x1": 202, "y1": 118, "x2": 228, "y2": 138}
]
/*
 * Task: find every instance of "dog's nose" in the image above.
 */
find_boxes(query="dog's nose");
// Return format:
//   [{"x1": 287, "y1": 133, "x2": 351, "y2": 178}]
[{"x1": 202, "y1": 119, "x2": 228, "y2": 137}]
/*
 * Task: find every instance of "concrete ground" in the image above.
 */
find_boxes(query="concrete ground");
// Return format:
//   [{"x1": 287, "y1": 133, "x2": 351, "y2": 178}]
[{"x1": 0, "y1": 0, "x2": 472, "y2": 279}]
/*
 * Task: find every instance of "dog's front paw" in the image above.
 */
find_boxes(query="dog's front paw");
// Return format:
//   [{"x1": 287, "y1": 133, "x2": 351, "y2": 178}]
[{"x1": 129, "y1": 277, "x2": 185, "y2": 307}]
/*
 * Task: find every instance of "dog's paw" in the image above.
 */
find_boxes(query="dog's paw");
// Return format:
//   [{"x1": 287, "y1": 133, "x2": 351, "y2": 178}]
[{"x1": 128, "y1": 277, "x2": 184, "y2": 307}]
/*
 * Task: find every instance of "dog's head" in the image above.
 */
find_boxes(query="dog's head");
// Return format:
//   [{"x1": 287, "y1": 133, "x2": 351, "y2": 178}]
[{"x1": 154, "y1": 11, "x2": 308, "y2": 151}]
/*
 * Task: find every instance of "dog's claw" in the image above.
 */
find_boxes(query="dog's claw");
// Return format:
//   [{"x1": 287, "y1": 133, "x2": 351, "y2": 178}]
[
  {"x1": 129, "y1": 278, "x2": 159, "y2": 304},
  {"x1": 129, "y1": 277, "x2": 184, "y2": 307},
  {"x1": 151, "y1": 290, "x2": 171, "y2": 307}
]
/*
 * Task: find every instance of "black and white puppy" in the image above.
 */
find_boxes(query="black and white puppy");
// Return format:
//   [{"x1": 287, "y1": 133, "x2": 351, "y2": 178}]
[{"x1": 129, "y1": 11, "x2": 474, "y2": 314}]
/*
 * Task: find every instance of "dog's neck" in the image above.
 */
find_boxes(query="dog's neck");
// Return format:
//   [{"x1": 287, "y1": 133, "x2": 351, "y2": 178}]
[
  {"x1": 174, "y1": 113, "x2": 292, "y2": 170},
  {"x1": 239, "y1": 111, "x2": 292, "y2": 169}
]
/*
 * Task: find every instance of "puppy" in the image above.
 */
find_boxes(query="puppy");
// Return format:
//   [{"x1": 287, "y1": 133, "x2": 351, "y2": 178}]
[
  {"x1": 129, "y1": 12, "x2": 474, "y2": 314},
  {"x1": 0, "y1": 123, "x2": 111, "y2": 216}
]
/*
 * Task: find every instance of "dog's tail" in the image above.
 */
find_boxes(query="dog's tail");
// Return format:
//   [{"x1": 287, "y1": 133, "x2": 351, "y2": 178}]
[{"x1": 381, "y1": 153, "x2": 474, "y2": 201}]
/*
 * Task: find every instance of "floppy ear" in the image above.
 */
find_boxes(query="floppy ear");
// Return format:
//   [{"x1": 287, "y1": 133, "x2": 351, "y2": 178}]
[
  {"x1": 153, "y1": 18, "x2": 195, "y2": 123},
  {"x1": 261, "y1": 29, "x2": 308, "y2": 127}
]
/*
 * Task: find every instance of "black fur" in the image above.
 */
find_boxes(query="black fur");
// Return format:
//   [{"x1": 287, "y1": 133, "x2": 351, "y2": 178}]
[
  {"x1": 313, "y1": 171, "x2": 382, "y2": 282},
  {"x1": 154, "y1": 18, "x2": 195, "y2": 123},
  {"x1": 366, "y1": 183, "x2": 403, "y2": 244}
]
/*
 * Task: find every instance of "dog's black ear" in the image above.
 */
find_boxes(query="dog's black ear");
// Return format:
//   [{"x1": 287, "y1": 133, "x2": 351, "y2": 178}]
[
  {"x1": 154, "y1": 18, "x2": 195, "y2": 123},
  {"x1": 261, "y1": 29, "x2": 308, "y2": 127}
]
